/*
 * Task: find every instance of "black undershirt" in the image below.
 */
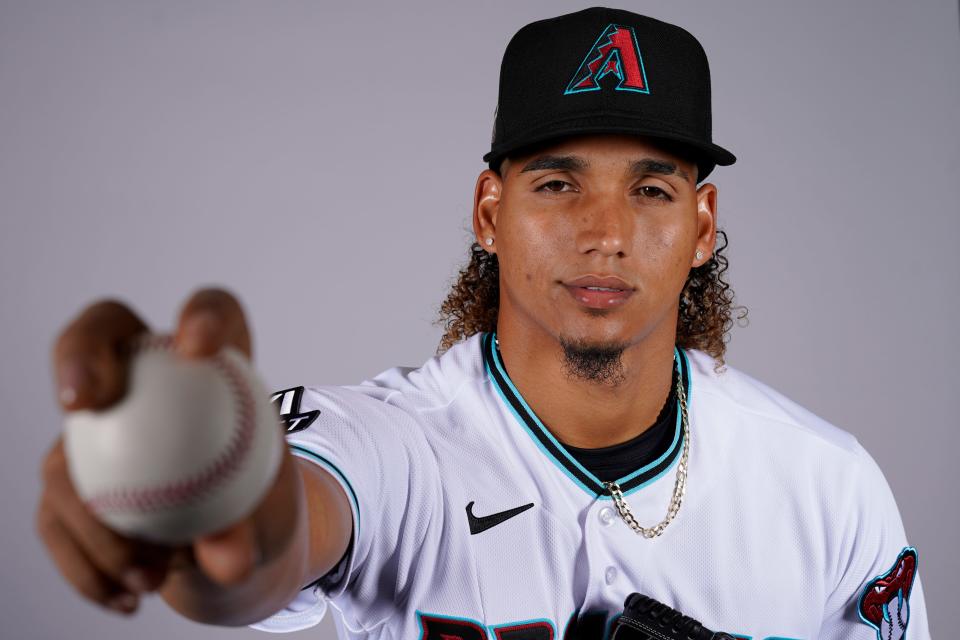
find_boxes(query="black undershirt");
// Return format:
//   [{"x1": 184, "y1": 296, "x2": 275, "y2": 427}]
[{"x1": 561, "y1": 364, "x2": 679, "y2": 482}]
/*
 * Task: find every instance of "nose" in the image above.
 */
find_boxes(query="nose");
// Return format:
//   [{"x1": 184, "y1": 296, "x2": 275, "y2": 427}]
[{"x1": 574, "y1": 194, "x2": 632, "y2": 257}]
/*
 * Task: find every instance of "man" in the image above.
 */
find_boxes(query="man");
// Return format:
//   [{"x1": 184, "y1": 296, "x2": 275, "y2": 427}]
[{"x1": 37, "y1": 7, "x2": 929, "y2": 640}]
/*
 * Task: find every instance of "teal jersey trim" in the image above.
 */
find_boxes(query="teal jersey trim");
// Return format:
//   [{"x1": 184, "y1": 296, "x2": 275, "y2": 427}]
[
  {"x1": 288, "y1": 443, "x2": 361, "y2": 536},
  {"x1": 481, "y1": 331, "x2": 690, "y2": 499}
]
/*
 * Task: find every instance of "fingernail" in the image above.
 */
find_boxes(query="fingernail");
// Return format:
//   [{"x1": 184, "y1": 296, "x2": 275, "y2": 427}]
[
  {"x1": 57, "y1": 361, "x2": 92, "y2": 407},
  {"x1": 122, "y1": 568, "x2": 150, "y2": 593},
  {"x1": 109, "y1": 592, "x2": 138, "y2": 613},
  {"x1": 178, "y1": 311, "x2": 220, "y2": 357}
]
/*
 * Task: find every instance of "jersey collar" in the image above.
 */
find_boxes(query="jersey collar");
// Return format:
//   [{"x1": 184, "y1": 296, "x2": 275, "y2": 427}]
[{"x1": 481, "y1": 331, "x2": 691, "y2": 499}]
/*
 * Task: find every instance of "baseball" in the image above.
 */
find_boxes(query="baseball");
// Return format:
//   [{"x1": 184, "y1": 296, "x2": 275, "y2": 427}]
[{"x1": 63, "y1": 333, "x2": 283, "y2": 544}]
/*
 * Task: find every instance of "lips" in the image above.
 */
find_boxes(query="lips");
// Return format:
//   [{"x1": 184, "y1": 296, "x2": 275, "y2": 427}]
[{"x1": 562, "y1": 275, "x2": 634, "y2": 309}]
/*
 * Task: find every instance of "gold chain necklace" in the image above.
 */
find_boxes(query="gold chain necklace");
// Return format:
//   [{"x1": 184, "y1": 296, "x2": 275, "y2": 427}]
[{"x1": 604, "y1": 363, "x2": 689, "y2": 538}]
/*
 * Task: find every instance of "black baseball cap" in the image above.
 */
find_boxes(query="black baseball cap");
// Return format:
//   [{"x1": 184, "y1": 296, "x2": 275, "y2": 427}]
[{"x1": 483, "y1": 7, "x2": 736, "y2": 181}]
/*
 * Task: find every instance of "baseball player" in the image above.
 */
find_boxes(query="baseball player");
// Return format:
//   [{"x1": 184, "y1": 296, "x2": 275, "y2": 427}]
[{"x1": 37, "y1": 7, "x2": 930, "y2": 640}]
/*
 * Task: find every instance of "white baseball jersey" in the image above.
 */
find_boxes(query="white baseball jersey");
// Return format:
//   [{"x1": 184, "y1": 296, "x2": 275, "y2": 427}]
[{"x1": 250, "y1": 332, "x2": 929, "y2": 640}]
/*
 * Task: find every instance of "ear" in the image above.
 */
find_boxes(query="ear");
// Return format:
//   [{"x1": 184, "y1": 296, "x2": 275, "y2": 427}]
[
  {"x1": 473, "y1": 169, "x2": 502, "y2": 253},
  {"x1": 693, "y1": 183, "x2": 718, "y2": 267}
]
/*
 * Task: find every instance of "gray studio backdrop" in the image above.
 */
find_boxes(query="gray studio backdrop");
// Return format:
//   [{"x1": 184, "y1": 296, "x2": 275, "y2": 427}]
[{"x1": 1, "y1": 1, "x2": 956, "y2": 638}]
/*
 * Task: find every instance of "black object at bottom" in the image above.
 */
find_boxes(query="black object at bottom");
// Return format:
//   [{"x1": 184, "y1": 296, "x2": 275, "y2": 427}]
[{"x1": 610, "y1": 594, "x2": 736, "y2": 640}]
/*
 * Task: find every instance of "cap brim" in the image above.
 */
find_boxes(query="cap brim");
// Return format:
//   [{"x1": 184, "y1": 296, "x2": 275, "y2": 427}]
[{"x1": 483, "y1": 121, "x2": 735, "y2": 181}]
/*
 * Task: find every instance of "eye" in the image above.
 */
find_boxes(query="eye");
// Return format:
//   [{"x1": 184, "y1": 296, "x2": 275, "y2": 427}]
[
  {"x1": 535, "y1": 180, "x2": 575, "y2": 193},
  {"x1": 637, "y1": 185, "x2": 672, "y2": 201}
]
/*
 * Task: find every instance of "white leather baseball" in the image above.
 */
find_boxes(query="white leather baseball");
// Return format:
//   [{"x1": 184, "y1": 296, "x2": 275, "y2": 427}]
[{"x1": 63, "y1": 333, "x2": 283, "y2": 544}]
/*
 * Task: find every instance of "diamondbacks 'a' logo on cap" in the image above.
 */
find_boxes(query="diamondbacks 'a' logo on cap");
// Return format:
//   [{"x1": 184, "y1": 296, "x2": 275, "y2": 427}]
[{"x1": 564, "y1": 23, "x2": 650, "y2": 95}]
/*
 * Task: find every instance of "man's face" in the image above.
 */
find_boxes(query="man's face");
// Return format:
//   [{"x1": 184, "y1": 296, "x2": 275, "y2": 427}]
[{"x1": 473, "y1": 133, "x2": 717, "y2": 354}]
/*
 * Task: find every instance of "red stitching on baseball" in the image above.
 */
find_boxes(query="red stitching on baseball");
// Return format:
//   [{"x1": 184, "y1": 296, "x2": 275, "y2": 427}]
[{"x1": 86, "y1": 334, "x2": 260, "y2": 514}]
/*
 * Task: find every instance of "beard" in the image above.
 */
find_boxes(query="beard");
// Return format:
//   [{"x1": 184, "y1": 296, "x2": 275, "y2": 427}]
[{"x1": 558, "y1": 335, "x2": 629, "y2": 387}]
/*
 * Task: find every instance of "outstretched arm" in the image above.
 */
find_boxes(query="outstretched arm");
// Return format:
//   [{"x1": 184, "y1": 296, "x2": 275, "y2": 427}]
[{"x1": 38, "y1": 289, "x2": 352, "y2": 626}]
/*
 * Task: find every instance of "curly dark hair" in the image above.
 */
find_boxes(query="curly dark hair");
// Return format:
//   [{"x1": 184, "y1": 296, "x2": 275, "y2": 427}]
[{"x1": 435, "y1": 227, "x2": 748, "y2": 373}]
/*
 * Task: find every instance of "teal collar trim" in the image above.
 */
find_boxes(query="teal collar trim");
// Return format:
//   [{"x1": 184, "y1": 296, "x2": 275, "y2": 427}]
[{"x1": 481, "y1": 332, "x2": 691, "y2": 498}]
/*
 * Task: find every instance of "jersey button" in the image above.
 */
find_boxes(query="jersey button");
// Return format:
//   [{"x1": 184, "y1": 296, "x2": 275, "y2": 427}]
[
  {"x1": 599, "y1": 507, "x2": 616, "y2": 526},
  {"x1": 605, "y1": 566, "x2": 618, "y2": 585}
]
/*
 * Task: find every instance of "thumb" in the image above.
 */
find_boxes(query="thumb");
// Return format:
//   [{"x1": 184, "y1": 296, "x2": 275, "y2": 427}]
[{"x1": 193, "y1": 519, "x2": 259, "y2": 586}]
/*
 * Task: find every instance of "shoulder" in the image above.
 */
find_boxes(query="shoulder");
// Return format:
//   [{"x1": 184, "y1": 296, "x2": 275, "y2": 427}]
[
  {"x1": 273, "y1": 333, "x2": 488, "y2": 442},
  {"x1": 347, "y1": 332, "x2": 488, "y2": 410},
  {"x1": 684, "y1": 347, "x2": 862, "y2": 458},
  {"x1": 684, "y1": 348, "x2": 905, "y2": 535}
]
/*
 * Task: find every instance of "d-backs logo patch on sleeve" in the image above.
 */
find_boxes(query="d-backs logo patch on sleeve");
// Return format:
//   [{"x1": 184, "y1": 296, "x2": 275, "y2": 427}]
[
  {"x1": 270, "y1": 386, "x2": 320, "y2": 434},
  {"x1": 858, "y1": 546, "x2": 917, "y2": 640}
]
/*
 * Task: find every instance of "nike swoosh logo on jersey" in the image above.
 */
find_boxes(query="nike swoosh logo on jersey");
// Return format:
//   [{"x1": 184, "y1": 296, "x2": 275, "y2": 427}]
[{"x1": 466, "y1": 501, "x2": 535, "y2": 535}]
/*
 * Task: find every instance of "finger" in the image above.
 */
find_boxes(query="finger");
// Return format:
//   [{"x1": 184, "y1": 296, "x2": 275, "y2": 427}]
[
  {"x1": 52, "y1": 299, "x2": 149, "y2": 411},
  {"x1": 36, "y1": 500, "x2": 139, "y2": 614},
  {"x1": 43, "y1": 440, "x2": 170, "y2": 594},
  {"x1": 193, "y1": 518, "x2": 258, "y2": 586},
  {"x1": 174, "y1": 287, "x2": 252, "y2": 360}
]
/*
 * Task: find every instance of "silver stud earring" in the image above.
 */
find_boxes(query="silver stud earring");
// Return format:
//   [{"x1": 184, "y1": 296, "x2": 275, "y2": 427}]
[
  {"x1": 485, "y1": 238, "x2": 494, "y2": 246},
  {"x1": 695, "y1": 249, "x2": 704, "y2": 260}
]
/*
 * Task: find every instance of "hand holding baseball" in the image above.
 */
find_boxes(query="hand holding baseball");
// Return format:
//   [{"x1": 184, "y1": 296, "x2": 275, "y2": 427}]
[{"x1": 36, "y1": 289, "x2": 297, "y2": 615}]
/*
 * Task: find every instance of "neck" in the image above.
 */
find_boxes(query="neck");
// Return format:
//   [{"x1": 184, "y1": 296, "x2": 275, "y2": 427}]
[{"x1": 494, "y1": 316, "x2": 678, "y2": 449}]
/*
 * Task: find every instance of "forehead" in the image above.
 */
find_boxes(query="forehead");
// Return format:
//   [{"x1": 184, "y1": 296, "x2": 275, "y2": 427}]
[{"x1": 506, "y1": 133, "x2": 696, "y2": 176}]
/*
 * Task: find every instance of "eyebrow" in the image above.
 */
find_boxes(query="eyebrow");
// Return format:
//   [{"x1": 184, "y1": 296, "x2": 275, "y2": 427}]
[
  {"x1": 519, "y1": 154, "x2": 690, "y2": 182},
  {"x1": 519, "y1": 155, "x2": 588, "y2": 173},
  {"x1": 630, "y1": 159, "x2": 691, "y2": 182}
]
